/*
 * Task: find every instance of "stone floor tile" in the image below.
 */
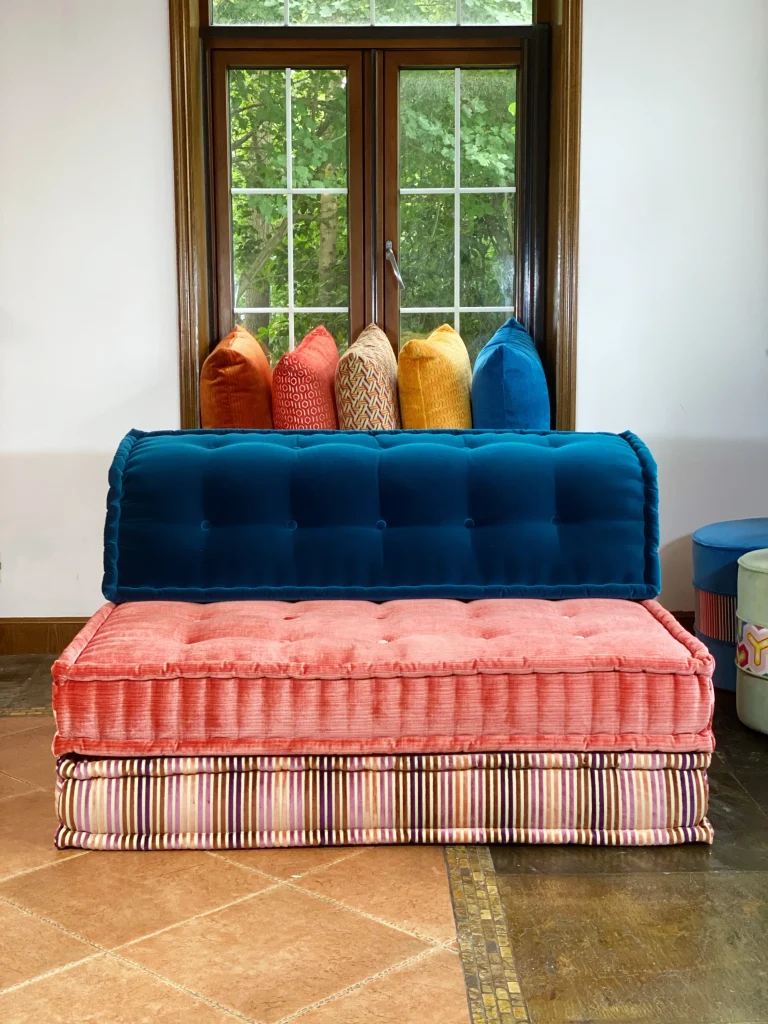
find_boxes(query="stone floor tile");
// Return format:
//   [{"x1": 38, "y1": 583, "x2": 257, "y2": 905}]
[
  {"x1": 0, "y1": 724, "x2": 57, "y2": 791},
  {"x1": 121, "y1": 883, "x2": 428, "y2": 1023},
  {"x1": 297, "y1": 846, "x2": 458, "y2": 942},
  {"x1": 0, "y1": 791, "x2": 83, "y2": 881},
  {"x1": 0, "y1": 850, "x2": 271, "y2": 949},
  {"x1": 0, "y1": 901, "x2": 92, "y2": 992},
  {"x1": 0, "y1": 714, "x2": 54, "y2": 738},
  {"x1": 298, "y1": 947, "x2": 470, "y2": 1024},
  {"x1": 0, "y1": 955, "x2": 236, "y2": 1023},
  {"x1": 0, "y1": 773, "x2": 38, "y2": 802},
  {"x1": 497, "y1": 869, "x2": 768, "y2": 1024},
  {"x1": 214, "y1": 845, "x2": 363, "y2": 880}
]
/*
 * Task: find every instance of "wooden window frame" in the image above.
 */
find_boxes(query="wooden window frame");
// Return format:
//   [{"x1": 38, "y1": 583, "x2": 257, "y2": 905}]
[
  {"x1": 168, "y1": 0, "x2": 581, "y2": 428},
  {"x1": 210, "y1": 49, "x2": 366, "y2": 347},
  {"x1": 381, "y1": 45, "x2": 535, "y2": 355}
]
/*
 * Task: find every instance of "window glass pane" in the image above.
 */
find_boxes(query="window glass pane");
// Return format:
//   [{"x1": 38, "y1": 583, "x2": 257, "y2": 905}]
[
  {"x1": 399, "y1": 195, "x2": 454, "y2": 308},
  {"x1": 460, "y1": 192, "x2": 515, "y2": 307},
  {"x1": 294, "y1": 313, "x2": 350, "y2": 352},
  {"x1": 293, "y1": 194, "x2": 349, "y2": 307},
  {"x1": 230, "y1": 70, "x2": 287, "y2": 189},
  {"x1": 291, "y1": 69, "x2": 348, "y2": 188},
  {"x1": 461, "y1": 311, "x2": 511, "y2": 366},
  {"x1": 212, "y1": 0, "x2": 532, "y2": 23},
  {"x1": 213, "y1": 0, "x2": 283, "y2": 25},
  {"x1": 400, "y1": 313, "x2": 454, "y2": 347},
  {"x1": 290, "y1": 0, "x2": 369, "y2": 25},
  {"x1": 237, "y1": 312, "x2": 290, "y2": 365},
  {"x1": 375, "y1": 0, "x2": 456, "y2": 26},
  {"x1": 396, "y1": 65, "x2": 517, "y2": 347},
  {"x1": 461, "y1": 0, "x2": 532, "y2": 26},
  {"x1": 460, "y1": 68, "x2": 516, "y2": 189},
  {"x1": 400, "y1": 70, "x2": 454, "y2": 190},
  {"x1": 228, "y1": 64, "x2": 350, "y2": 353},
  {"x1": 232, "y1": 194, "x2": 289, "y2": 310}
]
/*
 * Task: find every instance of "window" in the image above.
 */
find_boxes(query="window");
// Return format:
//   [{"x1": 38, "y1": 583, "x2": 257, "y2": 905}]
[
  {"x1": 385, "y1": 58, "x2": 519, "y2": 363},
  {"x1": 206, "y1": 6, "x2": 549, "y2": 370},
  {"x1": 213, "y1": 55, "x2": 364, "y2": 361},
  {"x1": 211, "y1": 0, "x2": 533, "y2": 28}
]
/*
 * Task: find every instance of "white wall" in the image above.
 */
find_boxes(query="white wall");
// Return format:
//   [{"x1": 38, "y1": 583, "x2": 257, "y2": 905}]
[
  {"x1": 578, "y1": 0, "x2": 768, "y2": 609},
  {"x1": 2, "y1": 0, "x2": 767, "y2": 616},
  {"x1": 0, "y1": 0, "x2": 179, "y2": 616}
]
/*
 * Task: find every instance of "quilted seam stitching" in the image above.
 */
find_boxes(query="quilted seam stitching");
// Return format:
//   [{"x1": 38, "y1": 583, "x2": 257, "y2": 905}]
[
  {"x1": 620, "y1": 430, "x2": 661, "y2": 593},
  {"x1": 102, "y1": 429, "x2": 141, "y2": 601}
]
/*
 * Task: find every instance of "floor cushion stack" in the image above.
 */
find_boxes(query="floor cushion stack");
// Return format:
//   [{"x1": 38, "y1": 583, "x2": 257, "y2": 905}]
[{"x1": 53, "y1": 428, "x2": 714, "y2": 850}]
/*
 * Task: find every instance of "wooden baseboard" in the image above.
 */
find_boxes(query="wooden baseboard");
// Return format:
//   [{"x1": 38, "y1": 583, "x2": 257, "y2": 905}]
[{"x1": 0, "y1": 618, "x2": 89, "y2": 656}]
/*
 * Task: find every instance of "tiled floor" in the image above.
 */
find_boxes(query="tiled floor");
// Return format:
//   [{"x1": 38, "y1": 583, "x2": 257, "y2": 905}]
[
  {"x1": 0, "y1": 715, "x2": 469, "y2": 1023},
  {"x1": 492, "y1": 691, "x2": 768, "y2": 1024},
  {"x1": 2, "y1": 657, "x2": 768, "y2": 1023}
]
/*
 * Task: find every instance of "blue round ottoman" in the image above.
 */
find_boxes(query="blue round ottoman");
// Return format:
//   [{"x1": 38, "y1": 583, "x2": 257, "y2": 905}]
[{"x1": 693, "y1": 518, "x2": 768, "y2": 691}]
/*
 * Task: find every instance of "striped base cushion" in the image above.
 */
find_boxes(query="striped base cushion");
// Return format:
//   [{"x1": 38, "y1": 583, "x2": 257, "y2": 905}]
[{"x1": 54, "y1": 751, "x2": 713, "y2": 850}]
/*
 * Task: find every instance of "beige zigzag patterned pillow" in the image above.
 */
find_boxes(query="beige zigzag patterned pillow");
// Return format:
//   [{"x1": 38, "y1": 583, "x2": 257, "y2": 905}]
[{"x1": 335, "y1": 324, "x2": 401, "y2": 430}]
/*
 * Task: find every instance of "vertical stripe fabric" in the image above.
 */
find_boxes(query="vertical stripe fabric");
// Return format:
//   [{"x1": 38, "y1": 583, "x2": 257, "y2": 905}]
[
  {"x1": 695, "y1": 589, "x2": 738, "y2": 643},
  {"x1": 55, "y1": 752, "x2": 714, "y2": 850}
]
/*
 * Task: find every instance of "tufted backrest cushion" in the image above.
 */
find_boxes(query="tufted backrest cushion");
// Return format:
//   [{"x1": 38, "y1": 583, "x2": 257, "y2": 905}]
[{"x1": 103, "y1": 429, "x2": 660, "y2": 603}]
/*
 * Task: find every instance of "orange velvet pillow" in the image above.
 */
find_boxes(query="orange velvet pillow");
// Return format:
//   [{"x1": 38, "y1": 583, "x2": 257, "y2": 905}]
[
  {"x1": 273, "y1": 326, "x2": 340, "y2": 429},
  {"x1": 200, "y1": 325, "x2": 273, "y2": 429}
]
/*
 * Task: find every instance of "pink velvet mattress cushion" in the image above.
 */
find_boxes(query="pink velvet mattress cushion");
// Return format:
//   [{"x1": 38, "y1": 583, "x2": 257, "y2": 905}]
[{"x1": 52, "y1": 599, "x2": 715, "y2": 757}]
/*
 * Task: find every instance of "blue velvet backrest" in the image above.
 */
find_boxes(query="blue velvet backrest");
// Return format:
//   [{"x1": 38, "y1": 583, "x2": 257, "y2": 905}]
[{"x1": 103, "y1": 429, "x2": 661, "y2": 603}]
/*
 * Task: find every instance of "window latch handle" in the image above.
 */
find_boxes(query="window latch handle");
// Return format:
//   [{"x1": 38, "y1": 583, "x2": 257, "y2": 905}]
[{"x1": 385, "y1": 241, "x2": 405, "y2": 291}]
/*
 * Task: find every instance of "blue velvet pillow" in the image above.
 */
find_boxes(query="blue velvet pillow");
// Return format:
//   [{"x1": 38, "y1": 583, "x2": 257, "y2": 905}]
[
  {"x1": 471, "y1": 317, "x2": 550, "y2": 429},
  {"x1": 103, "y1": 428, "x2": 660, "y2": 603}
]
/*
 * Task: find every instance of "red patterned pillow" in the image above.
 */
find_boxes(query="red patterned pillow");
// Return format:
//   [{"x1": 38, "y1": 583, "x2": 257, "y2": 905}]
[{"x1": 273, "y1": 326, "x2": 340, "y2": 429}]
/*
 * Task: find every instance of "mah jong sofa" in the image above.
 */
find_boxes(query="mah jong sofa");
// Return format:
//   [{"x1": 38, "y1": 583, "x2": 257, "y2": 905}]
[{"x1": 52, "y1": 428, "x2": 715, "y2": 851}]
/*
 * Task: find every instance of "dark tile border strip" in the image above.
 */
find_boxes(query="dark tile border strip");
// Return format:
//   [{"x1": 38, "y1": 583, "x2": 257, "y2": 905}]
[
  {"x1": 445, "y1": 845, "x2": 530, "y2": 1023},
  {"x1": 0, "y1": 706, "x2": 52, "y2": 718}
]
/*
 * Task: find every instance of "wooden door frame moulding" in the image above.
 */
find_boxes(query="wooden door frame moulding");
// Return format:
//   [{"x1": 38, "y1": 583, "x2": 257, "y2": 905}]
[
  {"x1": 169, "y1": 1, "x2": 582, "y2": 430},
  {"x1": 535, "y1": 0, "x2": 581, "y2": 430},
  {"x1": 169, "y1": 0, "x2": 210, "y2": 429}
]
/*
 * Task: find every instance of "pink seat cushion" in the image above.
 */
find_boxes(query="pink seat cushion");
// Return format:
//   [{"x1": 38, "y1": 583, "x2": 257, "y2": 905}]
[{"x1": 53, "y1": 599, "x2": 715, "y2": 757}]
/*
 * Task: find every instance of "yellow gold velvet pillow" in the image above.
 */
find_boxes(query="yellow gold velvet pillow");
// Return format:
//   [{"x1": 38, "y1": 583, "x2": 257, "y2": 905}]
[{"x1": 397, "y1": 324, "x2": 472, "y2": 429}]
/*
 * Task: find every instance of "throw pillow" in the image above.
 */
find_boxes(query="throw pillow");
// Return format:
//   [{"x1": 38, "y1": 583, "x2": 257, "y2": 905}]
[
  {"x1": 200, "y1": 325, "x2": 273, "y2": 429},
  {"x1": 273, "y1": 325, "x2": 339, "y2": 429},
  {"x1": 471, "y1": 317, "x2": 550, "y2": 429},
  {"x1": 397, "y1": 323, "x2": 472, "y2": 429},
  {"x1": 335, "y1": 323, "x2": 400, "y2": 430}
]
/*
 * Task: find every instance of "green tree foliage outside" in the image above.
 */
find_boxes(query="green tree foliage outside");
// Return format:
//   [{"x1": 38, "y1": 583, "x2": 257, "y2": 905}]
[
  {"x1": 226, "y1": 0, "x2": 530, "y2": 365},
  {"x1": 212, "y1": 0, "x2": 532, "y2": 27},
  {"x1": 231, "y1": 68, "x2": 349, "y2": 362}
]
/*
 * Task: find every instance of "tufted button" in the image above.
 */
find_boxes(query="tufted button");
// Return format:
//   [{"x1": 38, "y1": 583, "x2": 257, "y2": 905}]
[
  {"x1": 464, "y1": 518, "x2": 475, "y2": 529},
  {"x1": 287, "y1": 520, "x2": 297, "y2": 531},
  {"x1": 376, "y1": 520, "x2": 387, "y2": 530},
  {"x1": 551, "y1": 516, "x2": 561, "y2": 526},
  {"x1": 200, "y1": 520, "x2": 212, "y2": 532}
]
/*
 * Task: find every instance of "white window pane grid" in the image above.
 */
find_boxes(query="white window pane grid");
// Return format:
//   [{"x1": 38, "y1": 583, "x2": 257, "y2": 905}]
[
  {"x1": 213, "y1": 1, "x2": 533, "y2": 27},
  {"x1": 399, "y1": 67, "x2": 516, "y2": 339},
  {"x1": 231, "y1": 68, "x2": 349, "y2": 351}
]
